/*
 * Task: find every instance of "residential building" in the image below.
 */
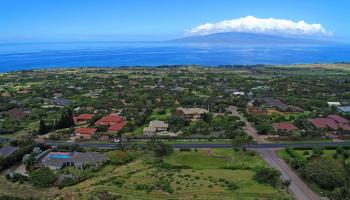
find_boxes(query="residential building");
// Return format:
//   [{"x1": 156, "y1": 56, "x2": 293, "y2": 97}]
[
  {"x1": 50, "y1": 98, "x2": 71, "y2": 107},
  {"x1": 143, "y1": 120, "x2": 169, "y2": 136},
  {"x1": 74, "y1": 114, "x2": 93, "y2": 124},
  {"x1": 176, "y1": 107, "x2": 208, "y2": 120},
  {"x1": 338, "y1": 106, "x2": 350, "y2": 114},
  {"x1": 40, "y1": 152, "x2": 106, "y2": 170},
  {"x1": 94, "y1": 114, "x2": 127, "y2": 132},
  {"x1": 273, "y1": 122, "x2": 298, "y2": 132},
  {"x1": 327, "y1": 102, "x2": 341, "y2": 107},
  {"x1": 309, "y1": 115, "x2": 350, "y2": 131},
  {"x1": 74, "y1": 127, "x2": 97, "y2": 139},
  {"x1": 0, "y1": 146, "x2": 18, "y2": 158}
]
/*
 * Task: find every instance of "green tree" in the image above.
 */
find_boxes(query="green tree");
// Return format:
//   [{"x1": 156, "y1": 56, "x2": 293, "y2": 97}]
[
  {"x1": 329, "y1": 187, "x2": 350, "y2": 200},
  {"x1": 29, "y1": 167, "x2": 57, "y2": 187},
  {"x1": 254, "y1": 167, "x2": 281, "y2": 187},
  {"x1": 147, "y1": 140, "x2": 173, "y2": 158},
  {"x1": 282, "y1": 179, "x2": 291, "y2": 193},
  {"x1": 256, "y1": 124, "x2": 273, "y2": 135},
  {"x1": 231, "y1": 134, "x2": 251, "y2": 152},
  {"x1": 303, "y1": 157, "x2": 346, "y2": 190}
]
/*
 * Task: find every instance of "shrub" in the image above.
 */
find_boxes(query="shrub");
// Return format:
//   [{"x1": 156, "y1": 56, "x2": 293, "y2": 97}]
[
  {"x1": 29, "y1": 167, "x2": 57, "y2": 187},
  {"x1": 254, "y1": 167, "x2": 281, "y2": 187}
]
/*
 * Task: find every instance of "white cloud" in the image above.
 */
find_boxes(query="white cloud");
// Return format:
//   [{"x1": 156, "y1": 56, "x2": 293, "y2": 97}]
[{"x1": 190, "y1": 16, "x2": 332, "y2": 36}]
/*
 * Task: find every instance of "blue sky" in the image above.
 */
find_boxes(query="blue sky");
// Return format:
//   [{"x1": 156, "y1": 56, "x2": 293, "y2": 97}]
[{"x1": 1, "y1": 0, "x2": 350, "y2": 42}]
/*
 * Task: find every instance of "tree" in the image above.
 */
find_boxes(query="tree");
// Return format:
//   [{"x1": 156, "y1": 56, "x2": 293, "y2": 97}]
[
  {"x1": 0, "y1": 157, "x2": 5, "y2": 171},
  {"x1": 256, "y1": 124, "x2": 273, "y2": 135},
  {"x1": 38, "y1": 119, "x2": 49, "y2": 135},
  {"x1": 303, "y1": 157, "x2": 346, "y2": 190},
  {"x1": 282, "y1": 179, "x2": 291, "y2": 193},
  {"x1": 147, "y1": 140, "x2": 173, "y2": 158},
  {"x1": 231, "y1": 134, "x2": 250, "y2": 152},
  {"x1": 22, "y1": 154, "x2": 35, "y2": 166},
  {"x1": 29, "y1": 167, "x2": 57, "y2": 187},
  {"x1": 202, "y1": 112, "x2": 213, "y2": 123},
  {"x1": 254, "y1": 167, "x2": 281, "y2": 187},
  {"x1": 329, "y1": 187, "x2": 350, "y2": 200},
  {"x1": 312, "y1": 147, "x2": 324, "y2": 157}
]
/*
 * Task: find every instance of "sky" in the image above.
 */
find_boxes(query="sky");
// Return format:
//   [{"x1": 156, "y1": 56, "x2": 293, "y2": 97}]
[{"x1": 1, "y1": 0, "x2": 350, "y2": 42}]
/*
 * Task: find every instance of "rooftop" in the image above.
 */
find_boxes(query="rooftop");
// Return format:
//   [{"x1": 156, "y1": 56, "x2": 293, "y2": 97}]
[
  {"x1": 177, "y1": 108, "x2": 208, "y2": 115},
  {"x1": 74, "y1": 114, "x2": 93, "y2": 121},
  {"x1": 149, "y1": 120, "x2": 169, "y2": 129},
  {"x1": 273, "y1": 122, "x2": 298, "y2": 132},
  {"x1": 338, "y1": 106, "x2": 350, "y2": 113},
  {"x1": 74, "y1": 127, "x2": 97, "y2": 135},
  {"x1": 0, "y1": 146, "x2": 18, "y2": 158}
]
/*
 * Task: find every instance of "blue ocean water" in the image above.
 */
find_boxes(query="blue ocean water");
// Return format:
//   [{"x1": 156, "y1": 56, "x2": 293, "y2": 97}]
[{"x1": 1, "y1": 42, "x2": 350, "y2": 72}]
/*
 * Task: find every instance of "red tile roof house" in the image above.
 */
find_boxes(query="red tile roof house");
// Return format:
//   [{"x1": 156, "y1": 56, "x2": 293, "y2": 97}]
[
  {"x1": 74, "y1": 114, "x2": 94, "y2": 125},
  {"x1": 74, "y1": 128, "x2": 97, "y2": 139},
  {"x1": 309, "y1": 115, "x2": 350, "y2": 131},
  {"x1": 94, "y1": 114, "x2": 127, "y2": 132},
  {"x1": 273, "y1": 122, "x2": 298, "y2": 133}
]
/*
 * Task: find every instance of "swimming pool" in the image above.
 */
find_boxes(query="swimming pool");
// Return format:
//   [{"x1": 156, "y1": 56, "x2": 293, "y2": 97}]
[
  {"x1": 45, "y1": 152, "x2": 71, "y2": 160},
  {"x1": 48, "y1": 154, "x2": 71, "y2": 159}
]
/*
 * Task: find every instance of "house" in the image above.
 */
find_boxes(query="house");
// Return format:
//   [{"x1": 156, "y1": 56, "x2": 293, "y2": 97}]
[
  {"x1": 40, "y1": 152, "x2": 106, "y2": 170},
  {"x1": 273, "y1": 122, "x2": 298, "y2": 132},
  {"x1": 74, "y1": 127, "x2": 97, "y2": 139},
  {"x1": 328, "y1": 115, "x2": 349, "y2": 124},
  {"x1": 327, "y1": 102, "x2": 341, "y2": 107},
  {"x1": 233, "y1": 91, "x2": 245, "y2": 96},
  {"x1": 258, "y1": 98, "x2": 304, "y2": 112},
  {"x1": 338, "y1": 106, "x2": 350, "y2": 114},
  {"x1": 74, "y1": 114, "x2": 93, "y2": 124},
  {"x1": 309, "y1": 115, "x2": 350, "y2": 131},
  {"x1": 309, "y1": 118, "x2": 339, "y2": 130},
  {"x1": 143, "y1": 120, "x2": 169, "y2": 136},
  {"x1": 94, "y1": 114, "x2": 127, "y2": 132},
  {"x1": 50, "y1": 98, "x2": 71, "y2": 107},
  {"x1": 176, "y1": 108, "x2": 208, "y2": 120},
  {"x1": 0, "y1": 146, "x2": 18, "y2": 158}
]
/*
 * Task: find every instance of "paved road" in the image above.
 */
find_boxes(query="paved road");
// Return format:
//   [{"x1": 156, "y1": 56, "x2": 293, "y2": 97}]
[
  {"x1": 253, "y1": 148, "x2": 321, "y2": 200},
  {"x1": 45, "y1": 141, "x2": 350, "y2": 149},
  {"x1": 227, "y1": 106, "x2": 267, "y2": 143}
]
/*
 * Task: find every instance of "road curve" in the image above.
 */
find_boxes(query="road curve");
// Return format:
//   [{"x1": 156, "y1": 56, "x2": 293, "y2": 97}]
[{"x1": 253, "y1": 148, "x2": 321, "y2": 200}]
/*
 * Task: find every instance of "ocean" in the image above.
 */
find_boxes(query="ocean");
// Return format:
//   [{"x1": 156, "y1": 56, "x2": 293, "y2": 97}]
[{"x1": 1, "y1": 42, "x2": 350, "y2": 72}]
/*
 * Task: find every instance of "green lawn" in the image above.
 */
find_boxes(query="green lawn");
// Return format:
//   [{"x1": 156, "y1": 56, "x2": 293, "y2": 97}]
[{"x1": 164, "y1": 149, "x2": 267, "y2": 170}]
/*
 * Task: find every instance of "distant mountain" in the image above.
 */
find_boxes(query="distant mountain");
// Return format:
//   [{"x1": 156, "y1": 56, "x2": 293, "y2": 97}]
[{"x1": 169, "y1": 32, "x2": 336, "y2": 45}]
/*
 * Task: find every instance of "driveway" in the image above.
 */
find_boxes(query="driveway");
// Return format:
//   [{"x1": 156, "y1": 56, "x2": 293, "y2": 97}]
[
  {"x1": 227, "y1": 106, "x2": 267, "y2": 143},
  {"x1": 252, "y1": 148, "x2": 321, "y2": 200}
]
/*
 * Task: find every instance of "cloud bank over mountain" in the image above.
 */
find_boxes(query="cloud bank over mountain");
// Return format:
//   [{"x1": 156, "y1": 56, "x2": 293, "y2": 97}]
[{"x1": 190, "y1": 16, "x2": 332, "y2": 37}]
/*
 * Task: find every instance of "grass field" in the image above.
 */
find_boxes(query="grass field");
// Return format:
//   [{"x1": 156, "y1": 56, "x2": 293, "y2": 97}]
[{"x1": 76, "y1": 149, "x2": 291, "y2": 200}]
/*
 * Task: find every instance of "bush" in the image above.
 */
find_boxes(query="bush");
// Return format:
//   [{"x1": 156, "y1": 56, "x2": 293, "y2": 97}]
[
  {"x1": 29, "y1": 167, "x2": 57, "y2": 187},
  {"x1": 225, "y1": 181, "x2": 239, "y2": 191},
  {"x1": 302, "y1": 157, "x2": 346, "y2": 190},
  {"x1": 254, "y1": 167, "x2": 281, "y2": 187},
  {"x1": 179, "y1": 148, "x2": 191, "y2": 152}
]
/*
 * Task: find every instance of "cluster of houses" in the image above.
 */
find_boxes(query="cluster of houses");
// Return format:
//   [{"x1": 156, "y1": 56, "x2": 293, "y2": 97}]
[
  {"x1": 73, "y1": 113, "x2": 127, "y2": 140},
  {"x1": 273, "y1": 114, "x2": 350, "y2": 135},
  {"x1": 309, "y1": 115, "x2": 350, "y2": 132}
]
